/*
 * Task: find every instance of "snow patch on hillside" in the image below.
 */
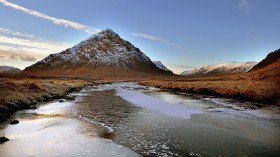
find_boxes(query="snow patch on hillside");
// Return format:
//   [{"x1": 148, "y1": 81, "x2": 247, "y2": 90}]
[
  {"x1": 153, "y1": 61, "x2": 171, "y2": 72},
  {"x1": 0, "y1": 65, "x2": 21, "y2": 73},
  {"x1": 39, "y1": 29, "x2": 153, "y2": 67},
  {"x1": 181, "y1": 62, "x2": 258, "y2": 76}
]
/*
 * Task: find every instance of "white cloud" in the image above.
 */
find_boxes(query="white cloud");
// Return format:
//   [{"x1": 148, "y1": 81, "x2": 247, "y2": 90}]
[
  {"x1": 0, "y1": 49, "x2": 46, "y2": 62},
  {"x1": 0, "y1": 27, "x2": 34, "y2": 38},
  {"x1": 0, "y1": 27, "x2": 73, "y2": 54},
  {"x1": 131, "y1": 33, "x2": 187, "y2": 51},
  {"x1": 239, "y1": 0, "x2": 250, "y2": 14},
  {"x1": 0, "y1": 35, "x2": 73, "y2": 54},
  {"x1": 0, "y1": 0, "x2": 101, "y2": 34},
  {"x1": 0, "y1": 28, "x2": 74, "y2": 63},
  {"x1": 0, "y1": 44, "x2": 51, "y2": 54}
]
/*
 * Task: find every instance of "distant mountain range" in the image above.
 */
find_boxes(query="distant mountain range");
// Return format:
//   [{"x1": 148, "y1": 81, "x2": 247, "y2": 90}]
[
  {"x1": 23, "y1": 29, "x2": 172, "y2": 78},
  {"x1": 18, "y1": 29, "x2": 280, "y2": 79},
  {"x1": 0, "y1": 66, "x2": 21, "y2": 74},
  {"x1": 181, "y1": 62, "x2": 258, "y2": 77}
]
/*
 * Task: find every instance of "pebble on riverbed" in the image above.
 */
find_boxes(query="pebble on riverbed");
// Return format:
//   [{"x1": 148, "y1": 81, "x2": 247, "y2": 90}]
[
  {"x1": 25, "y1": 105, "x2": 37, "y2": 110},
  {"x1": 64, "y1": 95, "x2": 76, "y2": 100},
  {"x1": 0, "y1": 136, "x2": 9, "y2": 144},
  {"x1": 59, "y1": 100, "x2": 65, "y2": 103},
  {"x1": 10, "y1": 120, "x2": 19, "y2": 125}
]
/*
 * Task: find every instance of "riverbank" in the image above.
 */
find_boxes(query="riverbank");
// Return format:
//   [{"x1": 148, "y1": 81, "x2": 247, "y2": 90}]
[
  {"x1": 0, "y1": 75, "x2": 90, "y2": 122},
  {"x1": 139, "y1": 78, "x2": 279, "y2": 106}
]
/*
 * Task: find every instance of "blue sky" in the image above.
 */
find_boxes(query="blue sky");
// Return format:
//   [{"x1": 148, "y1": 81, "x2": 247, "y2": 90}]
[{"x1": 0, "y1": 0, "x2": 279, "y2": 74}]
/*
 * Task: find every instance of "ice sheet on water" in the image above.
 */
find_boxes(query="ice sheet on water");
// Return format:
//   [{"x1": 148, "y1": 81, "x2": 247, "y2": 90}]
[
  {"x1": 87, "y1": 82, "x2": 156, "y2": 92},
  {"x1": 116, "y1": 88, "x2": 204, "y2": 119},
  {"x1": 25, "y1": 101, "x2": 74, "y2": 114},
  {"x1": 205, "y1": 98, "x2": 280, "y2": 119}
]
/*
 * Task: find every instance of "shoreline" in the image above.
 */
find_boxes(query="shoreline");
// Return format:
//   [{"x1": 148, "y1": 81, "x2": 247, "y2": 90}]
[
  {"x1": 0, "y1": 76, "x2": 90, "y2": 123},
  {"x1": 138, "y1": 79, "x2": 279, "y2": 106}
]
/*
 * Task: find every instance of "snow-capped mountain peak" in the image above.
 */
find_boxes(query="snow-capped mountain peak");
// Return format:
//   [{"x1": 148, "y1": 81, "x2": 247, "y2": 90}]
[
  {"x1": 38, "y1": 28, "x2": 151, "y2": 66},
  {"x1": 181, "y1": 62, "x2": 258, "y2": 77},
  {"x1": 24, "y1": 29, "x2": 172, "y2": 77}
]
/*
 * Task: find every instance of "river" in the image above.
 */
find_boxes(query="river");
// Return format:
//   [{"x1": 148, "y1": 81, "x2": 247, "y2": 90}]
[{"x1": 1, "y1": 82, "x2": 279, "y2": 157}]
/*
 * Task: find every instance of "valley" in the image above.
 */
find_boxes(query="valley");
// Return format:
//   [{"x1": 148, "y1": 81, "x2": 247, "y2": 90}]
[{"x1": 0, "y1": 29, "x2": 279, "y2": 157}]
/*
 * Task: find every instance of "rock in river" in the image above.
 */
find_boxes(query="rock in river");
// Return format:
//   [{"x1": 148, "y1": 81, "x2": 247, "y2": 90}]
[
  {"x1": 59, "y1": 99, "x2": 65, "y2": 103},
  {"x1": 64, "y1": 95, "x2": 76, "y2": 100},
  {"x1": 10, "y1": 120, "x2": 19, "y2": 125},
  {"x1": 0, "y1": 137, "x2": 9, "y2": 144}
]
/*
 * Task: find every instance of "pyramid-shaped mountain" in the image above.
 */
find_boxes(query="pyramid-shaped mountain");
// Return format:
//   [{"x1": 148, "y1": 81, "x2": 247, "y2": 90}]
[{"x1": 23, "y1": 29, "x2": 173, "y2": 78}]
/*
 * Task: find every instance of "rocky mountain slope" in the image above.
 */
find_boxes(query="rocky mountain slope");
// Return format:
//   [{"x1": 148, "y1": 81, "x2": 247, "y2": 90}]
[
  {"x1": 23, "y1": 29, "x2": 172, "y2": 79},
  {"x1": 0, "y1": 66, "x2": 21, "y2": 74},
  {"x1": 152, "y1": 61, "x2": 172, "y2": 72},
  {"x1": 250, "y1": 49, "x2": 280, "y2": 71},
  {"x1": 181, "y1": 62, "x2": 258, "y2": 78}
]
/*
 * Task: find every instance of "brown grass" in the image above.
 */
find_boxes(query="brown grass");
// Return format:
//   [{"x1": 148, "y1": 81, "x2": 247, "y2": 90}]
[
  {"x1": 139, "y1": 61, "x2": 280, "y2": 105},
  {"x1": 0, "y1": 76, "x2": 89, "y2": 105},
  {"x1": 0, "y1": 75, "x2": 90, "y2": 122}
]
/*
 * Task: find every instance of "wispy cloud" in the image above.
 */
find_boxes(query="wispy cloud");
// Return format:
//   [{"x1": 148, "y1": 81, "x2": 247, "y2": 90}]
[
  {"x1": 0, "y1": 27, "x2": 34, "y2": 38},
  {"x1": 0, "y1": 49, "x2": 46, "y2": 62},
  {"x1": 0, "y1": 0, "x2": 101, "y2": 34},
  {"x1": 0, "y1": 44, "x2": 52, "y2": 54},
  {"x1": 0, "y1": 35, "x2": 73, "y2": 54},
  {"x1": 131, "y1": 33, "x2": 187, "y2": 51},
  {"x1": 0, "y1": 28, "x2": 74, "y2": 62},
  {"x1": 239, "y1": 0, "x2": 250, "y2": 14}
]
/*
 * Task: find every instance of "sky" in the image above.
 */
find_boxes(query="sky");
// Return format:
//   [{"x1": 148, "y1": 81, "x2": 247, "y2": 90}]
[{"x1": 0, "y1": 0, "x2": 279, "y2": 74}]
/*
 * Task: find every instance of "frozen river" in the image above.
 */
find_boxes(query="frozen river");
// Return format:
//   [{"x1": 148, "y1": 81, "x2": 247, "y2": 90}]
[{"x1": 1, "y1": 82, "x2": 280, "y2": 157}]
